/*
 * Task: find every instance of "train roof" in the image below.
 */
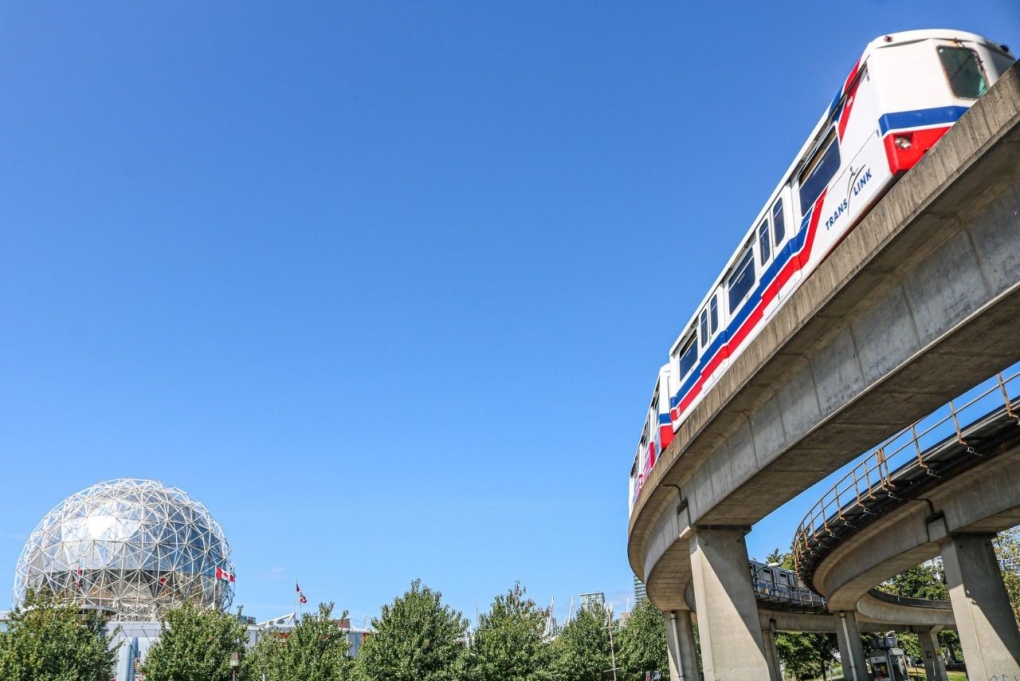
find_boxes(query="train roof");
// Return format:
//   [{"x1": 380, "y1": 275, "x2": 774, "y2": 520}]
[
  {"x1": 667, "y1": 28, "x2": 1012, "y2": 359},
  {"x1": 859, "y1": 28, "x2": 1013, "y2": 62}
]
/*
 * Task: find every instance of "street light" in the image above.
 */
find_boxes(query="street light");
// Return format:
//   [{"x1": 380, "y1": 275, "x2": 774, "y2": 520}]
[{"x1": 751, "y1": 562, "x2": 781, "y2": 598}]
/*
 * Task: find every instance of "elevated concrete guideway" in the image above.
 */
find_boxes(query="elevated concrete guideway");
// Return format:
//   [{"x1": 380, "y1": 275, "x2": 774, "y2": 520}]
[
  {"x1": 810, "y1": 443, "x2": 1020, "y2": 679},
  {"x1": 815, "y1": 441, "x2": 1020, "y2": 600},
  {"x1": 629, "y1": 63, "x2": 1020, "y2": 679},
  {"x1": 630, "y1": 64, "x2": 1020, "y2": 590}
]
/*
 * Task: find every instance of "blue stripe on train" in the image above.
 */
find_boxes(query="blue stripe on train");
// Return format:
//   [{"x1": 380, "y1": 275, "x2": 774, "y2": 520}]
[
  {"x1": 878, "y1": 106, "x2": 968, "y2": 135},
  {"x1": 670, "y1": 210, "x2": 814, "y2": 409},
  {"x1": 670, "y1": 106, "x2": 969, "y2": 411}
]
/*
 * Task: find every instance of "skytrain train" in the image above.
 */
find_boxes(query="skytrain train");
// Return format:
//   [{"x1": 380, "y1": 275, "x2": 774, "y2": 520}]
[
  {"x1": 749, "y1": 560, "x2": 826, "y2": 608},
  {"x1": 629, "y1": 29, "x2": 1016, "y2": 513}
]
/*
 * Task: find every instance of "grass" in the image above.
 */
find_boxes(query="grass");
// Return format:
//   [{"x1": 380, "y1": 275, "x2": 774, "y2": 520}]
[
  {"x1": 906, "y1": 666, "x2": 967, "y2": 681},
  {"x1": 822, "y1": 666, "x2": 967, "y2": 681}
]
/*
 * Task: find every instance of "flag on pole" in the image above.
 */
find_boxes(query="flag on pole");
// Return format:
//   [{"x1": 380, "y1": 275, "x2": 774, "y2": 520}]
[
  {"x1": 296, "y1": 582, "x2": 308, "y2": 604},
  {"x1": 215, "y1": 566, "x2": 235, "y2": 583}
]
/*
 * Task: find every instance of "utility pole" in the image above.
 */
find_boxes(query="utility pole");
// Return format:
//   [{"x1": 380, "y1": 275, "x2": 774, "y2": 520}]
[{"x1": 606, "y1": 608, "x2": 619, "y2": 681}]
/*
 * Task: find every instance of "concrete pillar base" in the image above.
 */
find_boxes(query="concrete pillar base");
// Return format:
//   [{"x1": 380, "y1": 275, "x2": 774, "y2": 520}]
[
  {"x1": 762, "y1": 626, "x2": 781, "y2": 681},
  {"x1": 664, "y1": 609, "x2": 700, "y2": 681},
  {"x1": 940, "y1": 533, "x2": 1020, "y2": 679},
  {"x1": 917, "y1": 627, "x2": 948, "y2": 681},
  {"x1": 690, "y1": 528, "x2": 771, "y2": 680},
  {"x1": 833, "y1": 610, "x2": 869, "y2": 681}
]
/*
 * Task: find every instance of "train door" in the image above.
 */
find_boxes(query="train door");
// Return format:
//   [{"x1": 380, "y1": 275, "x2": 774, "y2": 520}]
[
  {"x1": 646, "y1": 388, "x2": 660, "y2": 472},
  {"x1": 639, "y1": 411, "x2": 654, "y2": 484},
  {"x1": 758, "y1": 192, "x2": 793, "y2": 320},
  {"x1": 668, "y1": 324, "x2": 699, "y2": 427},
  {"x1": 698, "y1": 291, "x2": 727, "y2": 390},
  {"x1": 759, "y1": 567, "x2": 777, "y2": 597},
  {"x1": 793, "y1": 127, "x2": 841, "y2": 272},
  {"x1": 628, "y1": 455, "x2": 640, "y2": 514},
  {"x1": 652, "y1": 365, "x2": 674, "y2": 452},
  {"x1": 776, "y1": 569, "x2": 793, "y2": 600}
]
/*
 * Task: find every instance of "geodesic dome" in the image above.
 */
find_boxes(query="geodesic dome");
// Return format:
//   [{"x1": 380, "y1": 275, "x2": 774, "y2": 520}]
[{"x1": 13, "y1": 479, "x2": 234, "y2": 621}]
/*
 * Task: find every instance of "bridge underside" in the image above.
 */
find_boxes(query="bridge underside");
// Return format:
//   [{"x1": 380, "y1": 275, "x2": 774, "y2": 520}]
[
  {"x1": 630, "y1": 62, "x2": 1020, "y2": 681},
  {"x1": 630, "y1": 61, "x2": 1020, "y2": 606}
]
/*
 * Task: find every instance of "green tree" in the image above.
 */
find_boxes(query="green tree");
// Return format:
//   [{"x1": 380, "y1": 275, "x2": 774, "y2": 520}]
[
  {"x1": 775, "y1": 631, "x2": 820, "y2": 680},
  {"x1": 247, "y1": 602, "x2": 354, "y2": 681},
  {"x1": 995, "y1": 526, "x2": 1020, "y2": 624},
  {"x1": 356, "y1": 579, "x2": 468, "y2": 681},
  {"x1": 777, "y1": 633, "x2": 838, "y2": 680},
  {"x1": 763, "y1": 549, "x2": 838, "y2": 680},
  {"x1": 876, "y1": 560, "x2": 961, "y2": 662},
  {"x1": 141, "y1": 601, "x2": 249, "y2": 681},
  {"x1": 880, "y1": 562, "x2": 947, "y2": 602},
  {"x1": 467, "y1": 582, "x2": 551, "y2": 681},
  {"x1": 0, "y1": 589, "x2": 117, "y2": 681},
  {"x1": 883, "y1": 530, "x2": 1020, "y2": 663},
  {"x1": 551, "y1": 603, "x2": 617, "y2": 681},
  {"x1": 765, "y1": 547, "x2": 790, "y2": 568},
  {"x1": 615, "y1": 599, "x2": 667, "y2": 680}
]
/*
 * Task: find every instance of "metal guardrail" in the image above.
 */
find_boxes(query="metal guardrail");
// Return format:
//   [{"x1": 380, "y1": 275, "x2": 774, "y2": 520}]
[
  {"x1": 751, "y1": 577, "x2": 827, "y2": 611},
  {"x1": 793, "y1": 364, "x2": 1020, "y2": 587},
  {"x1": 867, "y1": 588, "x2": 951, "y2": 610}
]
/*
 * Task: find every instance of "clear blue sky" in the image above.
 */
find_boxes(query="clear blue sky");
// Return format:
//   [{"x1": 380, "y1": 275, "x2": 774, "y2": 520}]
[{"x1": 1, "y1": 2, "x2": 1017, "y2": 626}]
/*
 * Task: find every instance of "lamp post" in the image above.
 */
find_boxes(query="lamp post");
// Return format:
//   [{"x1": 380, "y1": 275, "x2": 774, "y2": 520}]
[
  {"x1": 605, "y1": 610, "x2": 619, "y2": 681},
  {"x1": 751, "y1": 562, "x2": 781, "y2": 598}
]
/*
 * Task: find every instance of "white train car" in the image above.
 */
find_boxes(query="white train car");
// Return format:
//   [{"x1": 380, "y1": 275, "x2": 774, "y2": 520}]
[
  {"x1": 749, "y1": 560, "x2": 826, "y2": 608},
  {"x1": 630, "y1": 30, "x2": 1015, "y2": 512},
  {"x1": 629, "y1": 364, "x2": 673, "y2": 513}
]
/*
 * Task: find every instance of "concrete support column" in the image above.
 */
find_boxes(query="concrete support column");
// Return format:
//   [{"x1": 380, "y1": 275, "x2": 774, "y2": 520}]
[
  {"x1": 833, "y1": 610, "x2": 869, "y2": 681},
  {"x1": 689, "y1": 528, "x2": 771, "y2": 680},
  {"x1": 664, "y1": 609, "x2": 700, "y2": 681},
  {"x1": 940, "y1": 533, "x2": 1020, "y2": 679},
  {"x1": 762, "y1": 624, "x2": 782, "y2": 681},
  {"x1": 917, "y1": 628, "x2": 948, "y2": 681}
]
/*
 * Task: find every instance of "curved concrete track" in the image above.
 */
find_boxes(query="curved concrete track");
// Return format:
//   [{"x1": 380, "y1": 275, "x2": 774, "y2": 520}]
[
  {"x1": 632, "y1": 61, "x2": 1020, "y2": 681},
  {"x1": 757, "y1": 590, "x2": 953, "y2": 633},
  {"x1": 630, "y1": 63, "x2": 1020, "y2": 608},
  {"x1": 811, "y1": 444, "x2": 1020, "y2": 612}
]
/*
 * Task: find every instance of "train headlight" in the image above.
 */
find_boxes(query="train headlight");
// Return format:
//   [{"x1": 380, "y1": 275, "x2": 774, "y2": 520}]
[{"x1": 894, "y1": 134, "x2": 913, "y2": 149}]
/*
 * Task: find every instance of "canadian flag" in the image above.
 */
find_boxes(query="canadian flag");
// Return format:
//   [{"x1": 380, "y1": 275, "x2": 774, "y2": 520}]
[
  {"x1": 215, "y1": 566, "x2": 235, "y2": 583},
  {"x1": 296, "y1": 582, "x2": 308, "y2": 604}
]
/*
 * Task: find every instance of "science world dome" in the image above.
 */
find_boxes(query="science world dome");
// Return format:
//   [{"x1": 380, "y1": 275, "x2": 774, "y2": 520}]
[{"x1": 13, "y1": 478, "x2": 235, "y2": 621}]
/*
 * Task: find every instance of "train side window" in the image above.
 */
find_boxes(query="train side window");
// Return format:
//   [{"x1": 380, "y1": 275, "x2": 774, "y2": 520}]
[
  {"x1": 772, "y1": 199, "x2": 785, "y2": 246},
  {"x1": 798, "y1": 129, "x2": 841, "y2": 216},
  {"x1": 757, "y1": 218, "x2": 771, "y2": 265},
  {"x1": 709, "y1": 296, "x2": 719, "y2": 334},
  {"x1": 677, "y1": 333, "x2": 698, "y2": 380},
  {"x1": 727, "y1": 239, "x2": 756, "y2": 313},
  {"x1": 699, "y1": 310, "x2": 708, "y2": 348},
  {"x1": 937, "y1": 45, "x2": 988, "y2": 99}
]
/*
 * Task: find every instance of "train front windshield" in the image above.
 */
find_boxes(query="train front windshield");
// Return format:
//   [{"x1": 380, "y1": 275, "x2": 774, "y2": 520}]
[{"x1": 937, "y1": 45, "x2": 989, "y2": 99}]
